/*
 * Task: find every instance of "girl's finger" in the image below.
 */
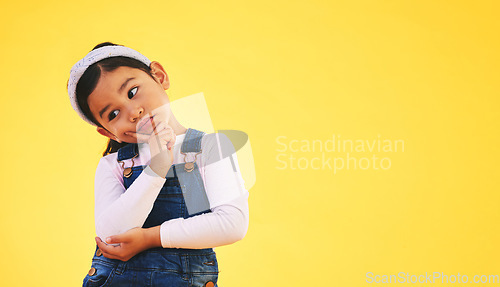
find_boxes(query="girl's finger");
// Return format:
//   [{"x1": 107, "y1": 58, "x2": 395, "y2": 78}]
[
  {"x1": 154, "y1": 128, "x2": 175, "y2": 142},
  {"x1": 95, "y1": 237, "x2": 123, "y2": 258},
  {"x1": 152, "y1": 119, "x2": 173, "y2": 135},
  {"x1": 150, "y1": 118, "x2": 159, "y2": 135},
  {"x1": 164, "y1": 133, "x2": 176, "y2": 150},
  {"x1": 106, "y1": 236, "x2": 125, "y2": 244},
  {"x1": 151, "y1": 130, "x2": 169, "y2": 144},
  {"x1": 167, "y1": 138, "x2": 175, "y2": 150},
  {"x1": 144, "y1": 121, "x2": 165, "y2": 136},
  {"x1": 151, "y1": 120, "x2": 175, "y2": 137}
]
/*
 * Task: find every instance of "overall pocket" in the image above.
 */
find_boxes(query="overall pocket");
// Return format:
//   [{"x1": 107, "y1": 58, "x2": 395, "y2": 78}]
[
  {"x1": 83, "y1": 260, "x2": 116, "y2": 287},
  {"x1": 190, "y1": 252, "x2": 219, "y2": 287}
]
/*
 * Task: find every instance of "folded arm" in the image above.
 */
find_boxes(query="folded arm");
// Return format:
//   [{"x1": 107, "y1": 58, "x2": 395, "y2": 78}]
[
  {"x1": 94, "y1": 159, "x2": 166, "y2": 243},
  {"x1": 96, "y1": 193, "x2": 249, "y2": 261}
]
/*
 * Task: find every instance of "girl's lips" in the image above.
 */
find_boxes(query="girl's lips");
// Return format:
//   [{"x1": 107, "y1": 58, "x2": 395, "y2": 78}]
[{"x1": 137, "y1": 116, "x2": 155, "y2": 133}]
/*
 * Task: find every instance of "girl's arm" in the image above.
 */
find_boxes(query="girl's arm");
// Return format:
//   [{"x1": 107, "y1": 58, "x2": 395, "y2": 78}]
[
  {"x1": 96, "y1": 193, "x2": 249, "y2": 261},
  {"x1": 94, "y1": 159, "x2": 167, "y2": 243},
  {"x1": 94, "y1": 124, "x2": 174, "y2": 243},
  {"x1": 95, "y1": 133, "x2": 250, "y2": 261}
]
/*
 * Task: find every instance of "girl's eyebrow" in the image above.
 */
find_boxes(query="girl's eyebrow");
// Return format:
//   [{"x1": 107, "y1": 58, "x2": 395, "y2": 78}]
[
  {"x1": 118, "y1": 77, "x2": 135, "y2": 93},
  {"x1": 99, "y1": 104, "x2": 111, "y2": 119}
]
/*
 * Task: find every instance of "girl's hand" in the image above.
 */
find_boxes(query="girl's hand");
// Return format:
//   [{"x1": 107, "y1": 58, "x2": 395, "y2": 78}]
[
  {"x1": 146, "y1": 120, "x2": 176, "y2": 159},
  {"x1": 125, "y1": 120, "x2": 176, "y2": 177},
  {"x1": 94, "y1": 226, "x2": 161, "y2": 262}
]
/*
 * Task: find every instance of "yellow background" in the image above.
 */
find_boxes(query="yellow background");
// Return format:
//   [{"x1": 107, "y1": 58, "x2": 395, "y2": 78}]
[{"x1": 1, "y1": 0, "x2": 499, "y2": 286}]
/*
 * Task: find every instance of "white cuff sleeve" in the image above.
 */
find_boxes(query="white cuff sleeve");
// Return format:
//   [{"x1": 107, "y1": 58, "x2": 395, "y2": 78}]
[{"x1": 160, "y1": 192, "x2": 249, "y2": 249}]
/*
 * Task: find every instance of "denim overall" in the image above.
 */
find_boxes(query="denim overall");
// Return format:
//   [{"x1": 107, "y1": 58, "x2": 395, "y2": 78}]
[{"x1": 83, "y1": 128, "x2": 219, "y2": 287}]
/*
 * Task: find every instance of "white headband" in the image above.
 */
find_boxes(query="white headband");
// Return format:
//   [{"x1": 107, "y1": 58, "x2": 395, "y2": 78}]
[{"x1": 67, "y1": 45, "x2": 152, "y2": 126}]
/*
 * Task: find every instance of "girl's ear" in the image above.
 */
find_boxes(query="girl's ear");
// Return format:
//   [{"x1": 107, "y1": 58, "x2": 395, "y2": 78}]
[
  {"x1": 149, "y1": 61, "x2": 170, "y2": 90},
  {"x1": 97, "y1": 127, "x2": 121, "y2": 143}
]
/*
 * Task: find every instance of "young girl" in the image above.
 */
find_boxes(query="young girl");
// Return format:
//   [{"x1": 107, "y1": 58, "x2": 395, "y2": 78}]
[{"x1": 67, "y1": 42, "x2": 249, "y2": 287}]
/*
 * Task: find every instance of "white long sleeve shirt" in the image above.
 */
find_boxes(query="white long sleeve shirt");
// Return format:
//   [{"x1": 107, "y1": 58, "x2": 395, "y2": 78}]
[{"x1": 93, "y1": 131, "x2": 249, "y2": 249}]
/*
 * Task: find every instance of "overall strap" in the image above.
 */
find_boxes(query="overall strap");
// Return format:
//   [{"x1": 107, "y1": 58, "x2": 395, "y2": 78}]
[
  {"x1": 177, "y1": 128, "x2": 211, "y2": 216},
  {"x1": 181, "y1": 128, "x2": 205, "y2": 153},
  {"x1": 117, "y1": 143, "x2": 139, "y2": 161}
]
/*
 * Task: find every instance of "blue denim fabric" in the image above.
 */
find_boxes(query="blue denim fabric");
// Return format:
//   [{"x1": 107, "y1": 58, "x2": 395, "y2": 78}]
[{"x1": 83, "y1": 128, "x2": 219, "y2": 287}]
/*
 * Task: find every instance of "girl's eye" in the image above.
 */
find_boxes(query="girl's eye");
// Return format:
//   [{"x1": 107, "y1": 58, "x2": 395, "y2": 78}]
[
  {"x1": 128, "y1": 87, "x2": 138, "y2": 99},
  {"x1": 108, "y1": 110, "x2": 119, "y2": 121}
]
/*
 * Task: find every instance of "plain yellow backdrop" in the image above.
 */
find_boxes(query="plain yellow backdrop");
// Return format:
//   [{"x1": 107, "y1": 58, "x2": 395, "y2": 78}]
[{"x1": 1, "y1": 0, "x2": 499, "y2": 286}]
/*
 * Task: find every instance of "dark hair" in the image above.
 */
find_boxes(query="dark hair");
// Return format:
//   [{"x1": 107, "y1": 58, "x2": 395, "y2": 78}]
[{"x1": 73, "y1": 42, "x2": 156, "y2": 156}]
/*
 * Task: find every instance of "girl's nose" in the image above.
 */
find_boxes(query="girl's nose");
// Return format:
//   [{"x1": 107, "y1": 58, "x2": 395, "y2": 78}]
[{"x1": 130, "y1": 107, "x2": 144, "y2": 122}]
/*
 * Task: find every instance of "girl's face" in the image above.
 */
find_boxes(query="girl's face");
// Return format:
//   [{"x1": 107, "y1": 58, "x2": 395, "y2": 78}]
[{"x1": 87, "y1": 62, "x2": 171, "y2": 143}]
